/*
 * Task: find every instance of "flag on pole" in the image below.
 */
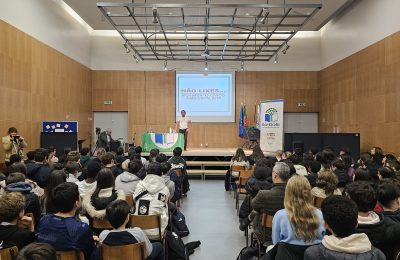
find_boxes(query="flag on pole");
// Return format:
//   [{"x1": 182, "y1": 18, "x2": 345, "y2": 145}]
[
  {"x1": 243, "y1": 105, "x2": 249, "y2": 127},
  {"x1": 239, "y1": 105, "x2": 245, "y2": 137}
]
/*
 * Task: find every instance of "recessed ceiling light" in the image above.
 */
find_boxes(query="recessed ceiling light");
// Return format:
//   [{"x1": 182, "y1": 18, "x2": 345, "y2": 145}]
[
  {"x1": 169, "y1": 12, "x2": 173, "y2": 15},
  {"x1": 245, "y1": 13, "x2": 250, "y2": 16}
]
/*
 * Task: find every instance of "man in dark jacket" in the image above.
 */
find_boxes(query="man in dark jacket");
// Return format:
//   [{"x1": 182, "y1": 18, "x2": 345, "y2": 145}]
[
  {"x1": 26, "y1": 149, "x2": 52, "y2": 188},
  {"x1": 377, "y1": 181, "x2": 400, "y2": 223},
  {"x1": 304, "y1": 195, "x2": 385, "y2": 260},
  {"x1": 348, "y1": 181, "x2": 400, "y2": 259},
  {"x1": 168, "y1": 147, "x2": 189, "y2": 195},
  {"x1": 240, "y1": 162, "x2": 290, "y2": 242},
  {"x1": 331, "y1": 159, "x2": 350, "y2": 188}
]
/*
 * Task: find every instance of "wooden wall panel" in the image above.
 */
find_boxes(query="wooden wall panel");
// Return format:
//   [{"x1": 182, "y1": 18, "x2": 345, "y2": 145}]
[
  {"x1": 0, "y1": 20, "x2": 92, "y2": 161},
  {"x1": 319, "y1": 31, "x2": 400, "y2": 155},
  {"x1": 93, "y1": 70, "x2": 319, "y2": 148}
]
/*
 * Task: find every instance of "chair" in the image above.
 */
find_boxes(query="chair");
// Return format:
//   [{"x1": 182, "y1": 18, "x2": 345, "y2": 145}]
[
  {"x1": 235, "y1": 170, "x2": 253, "y2": 211},
  {"x1": 92, "y1": 218, "x2": 113, "y2": 230},
  {"x1": 313, "y1": 197, "x2": 325, "y2": 208},
  {"x1": 230, "y1": 165, "x2": 246, "y2": 195},
  {"x1": 129, "y1": 214, "x2": 164, "y2": 241},
  {"x1": 0, "y1": 246, "x2": 18, "y2": 260},
  {"x1": 126, "y1": 195, "x2": 134, "y2": 206},
  {"x1": 251, "y1": 212, "x2": 274, "y2": 258},
  {"x1": 56, "y1": 251, "x2": 85, "y2": 260},
  {"x1": 102, "y1": 242, "x2": 146, "y2": 260}
]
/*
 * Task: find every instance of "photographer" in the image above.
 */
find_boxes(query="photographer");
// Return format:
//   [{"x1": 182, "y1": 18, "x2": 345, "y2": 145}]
[{"x1": 2, "y1": 127, "x2": 27, "y2": 167}]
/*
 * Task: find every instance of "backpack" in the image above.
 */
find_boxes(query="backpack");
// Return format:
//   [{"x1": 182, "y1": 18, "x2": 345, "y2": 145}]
[
  {"x1": 236, "y1": 246, "x2": 258, "y2": 260},
  {"x1": 166, "y1": 231, "x2": 188, "y2": 260},
  {"x1": 172, "y1": 209, "x2": 190, "y2": 237}
]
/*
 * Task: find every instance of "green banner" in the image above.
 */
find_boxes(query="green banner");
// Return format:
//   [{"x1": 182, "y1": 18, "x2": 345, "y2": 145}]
[{"x1": 141, "y1": 133, "x2": 184, "y2": 152}]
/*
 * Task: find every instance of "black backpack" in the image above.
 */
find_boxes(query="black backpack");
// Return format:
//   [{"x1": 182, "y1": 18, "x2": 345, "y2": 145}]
[
  {"x1": 236, "y1": 246, "x2": 258, "y2": 260},
  {"x1": 172, "y1": 209, "x2": 190, "y2": 237},
  {"x1": 166, "y1": 231, "x2": 188, "y2": 260}
]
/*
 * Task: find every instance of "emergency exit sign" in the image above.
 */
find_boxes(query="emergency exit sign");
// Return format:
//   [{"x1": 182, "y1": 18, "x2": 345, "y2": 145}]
[{"x1": 103, "y1": 100, "x2": 112, "y2": 105}]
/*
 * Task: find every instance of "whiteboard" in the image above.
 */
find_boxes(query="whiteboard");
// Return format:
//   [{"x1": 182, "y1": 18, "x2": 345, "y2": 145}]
[
  {"x1": 93, "y1": 112, "x2": 129, "y2": 143},
  {"x1": 283, "y1": 113, "x2": 318, "y2": 133}
]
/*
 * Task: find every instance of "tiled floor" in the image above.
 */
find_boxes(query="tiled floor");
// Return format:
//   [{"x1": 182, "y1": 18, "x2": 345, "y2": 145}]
[{"x1": 180, "y1": 179, "x2": 246, "y2": 260}]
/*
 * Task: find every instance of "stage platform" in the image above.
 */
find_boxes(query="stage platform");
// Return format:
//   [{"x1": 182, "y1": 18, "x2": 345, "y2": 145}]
[{"x1": 142, "y1": 148, "x2": 275, "y2": 157}]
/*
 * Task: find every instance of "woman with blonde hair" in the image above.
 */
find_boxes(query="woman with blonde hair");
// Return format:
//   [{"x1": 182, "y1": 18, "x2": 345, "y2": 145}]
[
  {"x1": 272, "y1": 175, "x2": 325, "y2": 246},
  {"x1": 311, "y1": 169, "x2": 342, "y2": 199}
]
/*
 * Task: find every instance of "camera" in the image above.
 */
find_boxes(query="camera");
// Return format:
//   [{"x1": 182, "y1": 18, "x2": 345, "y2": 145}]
[{"x1": 95, "y1": 127, "x2": 101, "y2": 136}]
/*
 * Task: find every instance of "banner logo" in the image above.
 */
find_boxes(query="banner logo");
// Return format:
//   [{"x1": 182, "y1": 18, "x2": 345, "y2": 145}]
[{"x1": 265, "y1": 108, "x2": 278, "y2": 122}]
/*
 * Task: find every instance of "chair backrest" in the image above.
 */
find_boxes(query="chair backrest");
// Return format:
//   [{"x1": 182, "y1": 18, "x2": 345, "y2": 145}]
[
  {"x1": 0, "y1": 246, "x2": 18, "y2": 260},
  {"x1": 56, "y1": 251, "x2": 85, "y2": 260},
  {"x1": 313, "y1": 197, "x2": 325, "y2": 208},
  {"x1": 126, "y1": 195, "x2": 134, "y2": 206},
  {"x1": 92, "y1": 218, "x2": 113, "y2": 229},
  {"x1": 102, "y1": 242, "x2": 146, "y2": 260},
  {"x1": 175, "y1": 168, "x2": 183, "y2": 177},
  {"x1": 239, "y1": 170, "x2": 253, "y2": 179},
  {"x1": 261, "y1": 212, "x2": 273, "y2": 228},
  {"x1": 231, "y1": 165, "x2": 245, "y2": 172},
  {"x1": 129, "y1": 214, "x2": 162, "y2": 240}
]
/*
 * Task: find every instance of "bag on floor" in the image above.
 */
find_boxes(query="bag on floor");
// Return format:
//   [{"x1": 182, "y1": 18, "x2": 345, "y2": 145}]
[
  {"x1": 166, "y1": 231, "x2": 188, "y2": 260},
  {"x1": 236, "y1": 246, "x2": 258, "y2": 260},
  {"x1": 172, "y1": 209, "x2": 190, "y2": 237}
]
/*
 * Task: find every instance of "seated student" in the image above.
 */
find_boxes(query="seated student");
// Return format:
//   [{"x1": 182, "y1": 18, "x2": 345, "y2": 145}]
[
  {"x1": 16, "y1": 242, "x2": 57, "y2": 260},
  {"x1": 80, "y1": 147, "x2": 92, "y2": 168},
  {"x1": 77, "y1": 161, "x2": 101, "y2": 197},
  {"x1": 26, "y1": 149, "x2": 52, "y2": 188},
  {"x1": 311, "y1": 170, "x2": 342, "y2": 199},
  {"x1": 160, "y1": 162, "x2": 176, "y2": 201},
  {"x1": 65, "y1": 161, "x2": 80, "y2": 183},
  {"x1": 347, "y1": 181, "x2": 400, "y2": 258},
  {"x1": 40, "y1": 170, "x2": 66, "y2": 215},
  {"x1": 156, "y1": 153, "x2": 179, "y2": 202},
  {"x1": 24, "y1": 151, "x2": 35, "y2": 165},
  {"x1": 377, "y1": 166, "x2": 396, "y2": 180},
  {"x1": 5, "y1": 172, "x2": 41, "y2": 227},
  {"x1": 58, "y1": 147, "x2": 71, "y2": 165},
  {"x1": 168, "y1": 147, "x2": 190, "y2": 195},
  {"x1": 377, "y1": 180, "x2": 400, "y2": 222},
  {"x1": 82, "y1": 168, "x2": 125, "y2": 224},
  {"x1": 272, "y1": 175, "x2": 325, "y2": 247},
  {"x1": 304, "y1": 195, "x2": 386, "y2": 260},
  {"x1": 386, "y1": 159, "x2": 400, "y2": 178},
  {"x1": 115, "y1": 147, "x2": 126, "y2": 165},
  {"x1": 340, "y1": 153, "x2": 355, "y2": 179},
  {"x1": 133, "y1": 162, "x2": 170, "y2": 240},
  {"x1": 36, "y1": 182, "x2": 99, "y2": 259},
  {"x1": 7, "y1": 162, "x2": 44, "y2": 197},
  {"x1": 290, "y1": 154, "x2": 308, "y2": 176},
  {"x1": 148, "y1": 149, "x2": 159, "y2": 163},
  {"x1": 93, "y1": 148, "x2": 106, "y2": 164},
  {"x1": 247, "y1": 145, "x2": 265, "y2": 166},
  {"x1": 306, "y1": 160, "x2": 321, "y2": 187},
  {"x1": 225, "y1": 148, "x2": 249, "y2": 191},
  {"x1": 115, "y1": 159, "x2": 143, "y2": 195},
  {"x1": 101, "y1": 152, "x2": 122, "y2": 178},
  {"x1": 0, "y1": 192, "x2": 34, "y2": 249},
  {"x1": 301, "y1": 152, "x2": 314, "y2": 167},
  {"x1": 100, "y1": 200, "x2": 164, "y2": 260},
  {"x1": 134, "y1": 146, "x2": 148, "y2": 167},
  {"x1": 331, "y1": 159, "x2": 350, "y2": 188}
]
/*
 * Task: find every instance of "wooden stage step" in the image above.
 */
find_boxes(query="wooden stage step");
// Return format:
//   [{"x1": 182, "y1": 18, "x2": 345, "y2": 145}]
[{"x1": 187, "y1": 169, "x2": 227, "y2": 179}]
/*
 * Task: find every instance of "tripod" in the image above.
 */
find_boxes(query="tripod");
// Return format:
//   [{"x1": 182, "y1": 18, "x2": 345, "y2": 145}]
[{"x1": 91, "y1": 127, "x2": 101, "y2": 156}]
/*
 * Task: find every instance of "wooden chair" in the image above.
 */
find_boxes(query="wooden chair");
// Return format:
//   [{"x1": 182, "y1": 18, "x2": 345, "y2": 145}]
[
  {"x1": 251, "y1": 212, "x2": 274, "y2": 258},
  {"x1": 0, "y1": 246, "x2": 18, "y2": 260},
  {"x1": 56, "y1": 251, "x2": 85, "y2": 260},
  {"x1": 102, "y1": 242, "x2": 146, "y2": 260},
  {"x1": 230, "y1": 165, "x2": 246, "y2": 195},
  {"x1": 92, "y1": 218, "x2": 113, "y2": 230},
  {"x1": 313, "y1": 197, "x2": 325, "y2": 208},
  {"x1": 126, "y1": 195, "x2": 134, "y2": 206},
  {"x1": 235, "y1": 170, "x2": 253, "y2": 211},
  {"x1": 129, "y1": 214, "x2": 164, "y2": 241}
]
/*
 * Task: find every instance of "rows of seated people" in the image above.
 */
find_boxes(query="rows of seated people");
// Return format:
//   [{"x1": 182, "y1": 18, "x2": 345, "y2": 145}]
[
  {"x1": 0, "y1": 145, "x2": 191, "y2": 260},
  {"x1": 233, "y1": 145, "x2": 400, "y2": 260}
]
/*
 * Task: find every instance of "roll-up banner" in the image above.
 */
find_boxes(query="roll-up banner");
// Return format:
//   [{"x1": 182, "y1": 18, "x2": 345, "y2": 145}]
[{"x1": 259, "y1": 99, "x2": 284, "y2": 152}]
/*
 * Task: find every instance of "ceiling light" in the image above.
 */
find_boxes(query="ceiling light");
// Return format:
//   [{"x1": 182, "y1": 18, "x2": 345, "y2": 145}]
[
  {"x1": 152, "y1": 7, "x2": 158, "y2": 24},
  {"x1": 240, "y1": 61, "x2": 244, "y2": 71},
  {"x1": 164, "y1": 60, "x2": 168, "y2": 71},
  {"x1": 204, "y1": 61, "x2": 208, "y2": 71},
  {"x1": 123, "y1": 43, "x2": 130, "y2": 53},
  {"x1": 245, "y1": 13, "x2": 250, "y2": 16},
  {"x1": 260, "y1": 8, "x2": 270, "y2": 24},
  {"x1": 274, "y1": 54, "x2": 279, "y2": 64}
]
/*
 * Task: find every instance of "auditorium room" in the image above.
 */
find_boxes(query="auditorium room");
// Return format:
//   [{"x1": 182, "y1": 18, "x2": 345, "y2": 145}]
[{"x1": 1, "y1": 0, "x2": 400, "y2": 259}]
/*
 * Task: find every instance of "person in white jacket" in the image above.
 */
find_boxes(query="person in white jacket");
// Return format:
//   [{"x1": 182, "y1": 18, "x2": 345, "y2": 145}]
[
  {"x1": 133, "y1": 162, "x2": 170, "y2": 240},
  {"x1": 115, "y1": 159, "x2": 142, "y2": 195}
]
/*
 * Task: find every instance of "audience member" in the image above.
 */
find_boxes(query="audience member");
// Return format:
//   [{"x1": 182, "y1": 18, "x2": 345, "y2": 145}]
[
  {"x1": 247, "y1": 145, "x2": 265, "y2": 166},
  {"x1": 371, "y1": 147, "x2": 384, "y2": 166},
  {"x1": 65, "y1": 161, "x2": 80, "y2": 183},
  {"x1": 275, "y1": 150, "x2": 283, "y2": 162},
  {"x1": 290, "y1": 154, "x2": 308, "y2": 176},
  {"x1": 93, "y1": 148, "x2": 106, "y2": 164},
  {"x1": 377, "y1": 166, "x2": 396, "y2": 180},
  {"x1": 80, "y1": 147, "x2": 92, "y2": 168},
  {"x1": 331, "y1": 159, "x2": 350, "y2": 187},
  {"x1": 115, "y1": 147, "x2": 126, "y2": 165},
  {"x1": 0, "y1": 192, "x2": 34, "y2": 249},
  {"x1": 40, "y1": 170, "x2": 66, "y2": 214},
  {"x1": 340, "y1": 153, "x2": 355, "y2": 178},
  {"x1": 76, "y1": 161, "x2": 101, "y2": 197},
  {"x1": 115, "y1": 159, "x2": 142, "y2": 195},
  {"x1": 47, "y1": 146, "x2": 59, "y2": 165},
  {"x1": 160, "y1": 161, "x2": 176, "y2": 200},
  {"x1": 26, "y1": 149, "x2": 52, "y2": 188},
  {"x1": 135, "y1": 146, "x2": 148, "y2": 166},
  {"x1": 306, "y1": 161, "x2": 321, "y2": 187},
  {"x1": 304, "y1": 195, "x2": 385, "y2": 260},
  {"x1": 16, "y1": 242, "x2": 57, "y2": 260},
  {"x1": 148, "y1": 149, "x2": 159, "y2": 163},
  {"x1": 101, "y1": 152, "x2": 122, "y2": 178},
  {"x1": 100, "y1": 200, "x2": 164, "y2": 260},
  {"x1": 347, "y1": 181, "x2": 400, "y2": 258},
  {"x1": 36, "y1": 182, "x2": 99, "y2": 259},
  {"x1": 311, "y1": 169, "x2": 342, "y2": 199},
  {"x1": 133, "y1": 162, "x2": 169, "y2": 240},
  {"x1": 377, "y1": 181, "x2": 400, "y2": 222},
  {"x1": 24, "y1": 151, "x2": 35, "y2": 165},
  {"x1": 58, "y1": 147, "x2": 71, "y2": 165},
  {"x1": 8, "y1": 162, "x2": 44, "y2": 197},
  {"x1": 168, "y1": 147, "x2": 190, "y2": 195}
]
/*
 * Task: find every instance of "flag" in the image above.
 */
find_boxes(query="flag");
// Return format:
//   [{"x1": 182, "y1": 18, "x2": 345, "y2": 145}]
[
  {"x1": 239, "y1": 105, "x2": 245, "y2": 137},
  {"x1": 243, "y1": 105, "x2": 249, "y2": 127}
]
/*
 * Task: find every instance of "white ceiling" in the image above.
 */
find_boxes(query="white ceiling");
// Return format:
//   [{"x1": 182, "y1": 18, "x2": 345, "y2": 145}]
[{"x1": 63, "y1": 0, "x2": 354, "y2": 31}]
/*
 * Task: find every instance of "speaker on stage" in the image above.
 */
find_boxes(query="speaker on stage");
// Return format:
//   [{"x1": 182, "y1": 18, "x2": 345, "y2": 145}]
[{"x1": 292, "y1": 141, "x2": 304, "y2": 155}]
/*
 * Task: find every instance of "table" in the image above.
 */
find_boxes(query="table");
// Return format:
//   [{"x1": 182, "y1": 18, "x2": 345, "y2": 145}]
[{"x1": 141, "y1": 133, "x2": 184, "y2": 152}]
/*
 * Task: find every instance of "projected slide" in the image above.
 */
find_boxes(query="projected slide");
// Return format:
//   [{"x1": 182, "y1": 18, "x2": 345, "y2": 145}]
[{"x1": 176, "y1": 73, "x2": 235, "y2": 123}]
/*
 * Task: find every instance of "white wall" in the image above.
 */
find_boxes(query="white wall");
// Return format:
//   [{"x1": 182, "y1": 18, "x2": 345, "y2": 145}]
[
  {"x1": 321, "y1": 0, "x2": 400, "y2": 69},
  {"x1": 0, "y1": 0, "x2": 92, "y2": 67}
]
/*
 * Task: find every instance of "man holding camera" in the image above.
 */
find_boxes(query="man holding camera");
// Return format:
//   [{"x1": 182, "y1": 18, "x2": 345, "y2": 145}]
[
  {"x1": 98, "y1": 128, "x2": 113, "y2": 151},
  {"x1": 2, "y1": 127, "x2": 27, "y2": 166}
]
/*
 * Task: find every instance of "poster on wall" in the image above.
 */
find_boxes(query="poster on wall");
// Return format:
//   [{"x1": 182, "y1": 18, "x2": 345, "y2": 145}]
[
  {"x1": 42, "y1": 121, "x2": 78, "y2": 133},
  {"x1": 259, "y1": 99, "x2": 284, "y2": 152}
]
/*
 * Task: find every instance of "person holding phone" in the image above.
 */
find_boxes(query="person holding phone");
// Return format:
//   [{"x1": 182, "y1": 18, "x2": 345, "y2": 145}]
[
  {"x1": 2, "y1": 127, "x2": 27, "y2": 166},
  {"x1": 175, "y1": 110, "x2": 192, "y2": 151}
]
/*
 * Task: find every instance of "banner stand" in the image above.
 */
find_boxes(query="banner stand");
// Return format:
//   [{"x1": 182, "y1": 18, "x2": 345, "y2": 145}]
[{"x1": 259, "y1": 99, "x2": 284, "y2": 152}]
